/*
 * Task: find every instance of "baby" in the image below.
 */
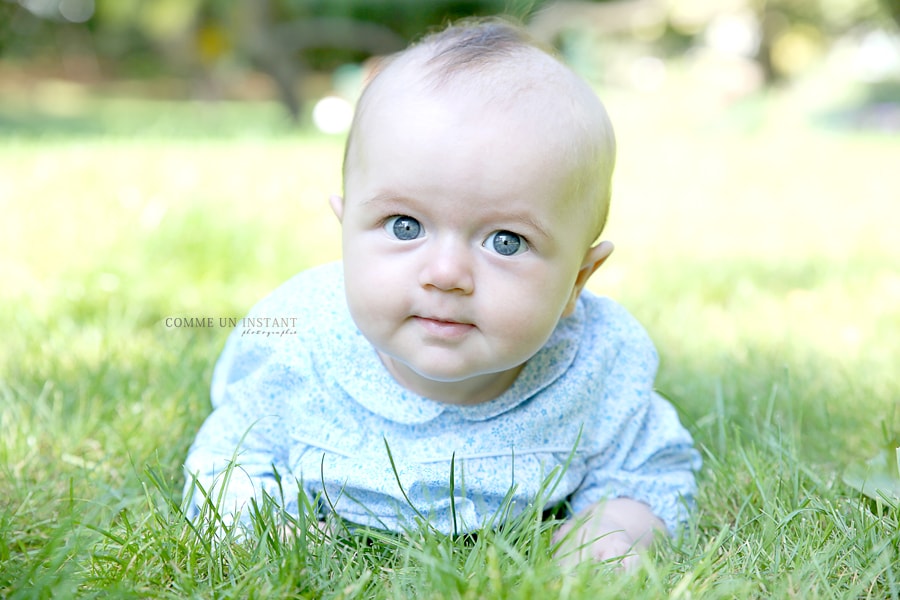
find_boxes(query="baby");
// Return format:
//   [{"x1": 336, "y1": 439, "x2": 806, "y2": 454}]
[{"x1": 184, "y1": 18, "x2": 701, "y2": 570}]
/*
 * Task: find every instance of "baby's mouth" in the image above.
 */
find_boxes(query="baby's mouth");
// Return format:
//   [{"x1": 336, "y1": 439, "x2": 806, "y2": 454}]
[{"x1": 413, "y1": 316, "x2": 475, "y2": 338}]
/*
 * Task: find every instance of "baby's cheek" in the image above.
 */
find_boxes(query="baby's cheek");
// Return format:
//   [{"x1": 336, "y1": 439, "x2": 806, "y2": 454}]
[{"x1": 495, "y1": 307, "x2": 560, "y2": 349}]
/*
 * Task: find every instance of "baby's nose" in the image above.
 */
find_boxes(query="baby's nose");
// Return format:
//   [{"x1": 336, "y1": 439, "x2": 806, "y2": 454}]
[{"x1": 419, "y1": 240, "x2": 474, "y2": 294}]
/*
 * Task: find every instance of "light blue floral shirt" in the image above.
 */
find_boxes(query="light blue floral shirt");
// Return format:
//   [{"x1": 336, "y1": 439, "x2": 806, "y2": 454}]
[{"x1": 184, "y1": 262, "x2": 700, "y2": 534}]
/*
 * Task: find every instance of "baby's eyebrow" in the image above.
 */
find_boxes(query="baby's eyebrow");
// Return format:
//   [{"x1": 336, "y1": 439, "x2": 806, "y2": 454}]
[
  {"x1": 501, "y1": 213, "x2": 551, "y2": 240},
  {"x1": 358, "y1": 192, "x2": 413, "y2": 207}
]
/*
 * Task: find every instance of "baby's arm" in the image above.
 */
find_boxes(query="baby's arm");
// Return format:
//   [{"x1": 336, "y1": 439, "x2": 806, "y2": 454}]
[
  {"x1": 183, "y1": 332, "x2": 300, "y2": 528},
  {"x1": 552, "y1": 299, "x2": 700, "y2": 570},
  {"x1": 183, "y1": 403, "x2": 291, "y2": 525},
  {"x1": 559, "y1": 392, "x2": 700, "y2": 571},
  {"x1": 553, "y1": 497, "x2": 665, "y2": 571}
]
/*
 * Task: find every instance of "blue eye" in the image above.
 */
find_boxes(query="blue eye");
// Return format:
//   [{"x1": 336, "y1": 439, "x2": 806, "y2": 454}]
[
  {"x1": 486, "y1": 230, "x2": 527, "y2": 256},
  {"x1": 386, "y1": 215, "x2": 422, "y2": 240}
]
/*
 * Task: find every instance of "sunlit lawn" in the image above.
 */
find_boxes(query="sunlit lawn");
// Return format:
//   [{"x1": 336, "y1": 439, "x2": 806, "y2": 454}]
[{"x1": 1, "y1": 74, "x2": 899, "y2": 597}]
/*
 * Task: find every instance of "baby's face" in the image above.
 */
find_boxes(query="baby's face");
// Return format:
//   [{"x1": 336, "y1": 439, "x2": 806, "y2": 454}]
[{"x1": 334, "y1": 83, "x2": 609, "y2": 404}]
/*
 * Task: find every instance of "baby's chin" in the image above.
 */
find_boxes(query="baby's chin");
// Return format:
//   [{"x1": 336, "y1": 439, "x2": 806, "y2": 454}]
[
  {"x1": 383, "y1": 352, "x2": 512, "y2": 381},
  {"x1": 378, "y1": 352, "x2": 529, "y2": 404}
]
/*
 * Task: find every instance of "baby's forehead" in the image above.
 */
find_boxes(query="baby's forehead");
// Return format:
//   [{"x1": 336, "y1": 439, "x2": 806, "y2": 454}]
[
  {"x1": 374, "y1": 44, "x2": 579, "y2": 111},
  {"x1": 353, "y1": 54, "x2": 606, "y2": 163},
  {"x1": 364, "y1": 49, "x2": 609, "y2": 156}
]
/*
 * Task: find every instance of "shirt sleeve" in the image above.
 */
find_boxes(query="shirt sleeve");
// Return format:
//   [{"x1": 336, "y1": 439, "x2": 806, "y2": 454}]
[
  {"x1": 568, "y1": 302, "x2": 701, "y2": 534},
  {"x1": 182, "y1": 328, "x2": 306, "y2": 526},
  {"x1": 569, "y1": 391, "x2": 700, "y2": 534}
]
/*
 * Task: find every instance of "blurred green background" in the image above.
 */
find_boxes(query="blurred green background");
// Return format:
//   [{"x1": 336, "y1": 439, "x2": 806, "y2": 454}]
[
  {"x1": 2, "y1": 0, "x2": 899, "y2": 132},
  {"x1": 2, "y1": 1, "x2": 900, "y2": 596}
]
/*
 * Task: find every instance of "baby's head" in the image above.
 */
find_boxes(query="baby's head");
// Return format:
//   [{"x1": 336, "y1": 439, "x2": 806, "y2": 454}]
[
  {"x1": 343, "y1": 19, "x2": 616, "y2": 241},
  {"x1": 330, "y1": 19, "x2": 619, "y2": 404}
]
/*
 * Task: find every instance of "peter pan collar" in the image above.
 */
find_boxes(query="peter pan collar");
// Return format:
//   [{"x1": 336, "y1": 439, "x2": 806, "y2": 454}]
[{"x1": 320, "y1": 289, "x2": 584, "y2": 425}]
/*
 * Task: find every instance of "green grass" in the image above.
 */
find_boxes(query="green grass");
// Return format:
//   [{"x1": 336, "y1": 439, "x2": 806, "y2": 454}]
[{"x1": 2, "y1": 80, "x2": 899, "y2": 598}]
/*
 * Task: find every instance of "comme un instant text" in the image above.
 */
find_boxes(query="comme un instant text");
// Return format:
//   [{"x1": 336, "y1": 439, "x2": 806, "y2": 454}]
[{"x1": 164, "y1": 317, "x2": 299, "y2": 328}]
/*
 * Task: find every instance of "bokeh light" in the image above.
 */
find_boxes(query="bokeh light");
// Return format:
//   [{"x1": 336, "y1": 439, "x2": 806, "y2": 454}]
[
  {"x1": 19, "y1": 0, "x2": 94, "y2": 22},
  {"x1": 312, "y1": 96, "x2": 354, "y2": 135}
]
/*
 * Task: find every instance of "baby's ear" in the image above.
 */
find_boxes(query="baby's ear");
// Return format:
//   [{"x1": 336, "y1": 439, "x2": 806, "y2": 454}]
[
  {"x1": 329, "y1": 194, "x2": 344, "y2": 222},
  {"x1": 563, "y1": 241, "x2": 614, "y2": 317}
]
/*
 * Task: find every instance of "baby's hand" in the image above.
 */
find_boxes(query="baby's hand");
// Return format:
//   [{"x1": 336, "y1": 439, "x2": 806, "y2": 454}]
[
  {"x1": 552, "y1": 498, "x2": 665, "y2": 572},
  {"x1": 553, "y1": 512, "x2": 641, "y2": 571},
  {"x1": 278, "y1": 519, "x2": 333, "y2": 542}
]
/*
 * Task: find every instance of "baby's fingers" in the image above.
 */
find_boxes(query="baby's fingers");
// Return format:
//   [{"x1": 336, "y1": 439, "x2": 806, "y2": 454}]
[{"x1": 554, "y1": 528, "x2": 640, "y2": 573}]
